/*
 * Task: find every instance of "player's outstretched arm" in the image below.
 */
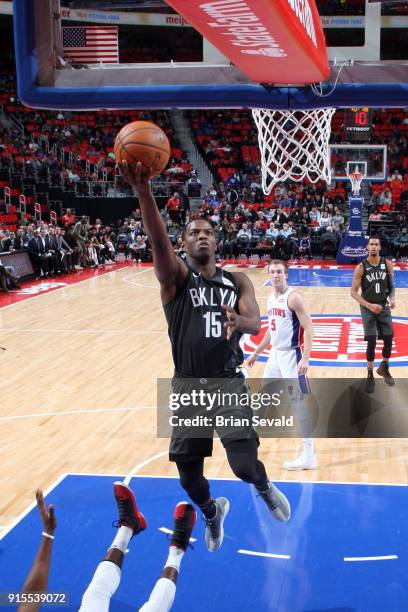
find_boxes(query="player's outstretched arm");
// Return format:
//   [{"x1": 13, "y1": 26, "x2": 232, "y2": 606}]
[
  {"x1": 223, "y1": 272, "x2": 261, "y2": 340},
  {"x1": 119, "y1": 162, "x2": 186, "y2": 296},
  {"x1": 386, "y1": 258, "x2": 396, "y2": 309},
  {"x1": 18, "y1": 490, "x2": 56, "y2": 612},
  {"x1": 288, "y1": 292, "x2": 314, "y2": 374},
  {"x1": 247, "y1": 328, "x2": 271, "y2": 367},
  {"x1": 350, "y1": 263, "x2": 381, "y2": 313}
]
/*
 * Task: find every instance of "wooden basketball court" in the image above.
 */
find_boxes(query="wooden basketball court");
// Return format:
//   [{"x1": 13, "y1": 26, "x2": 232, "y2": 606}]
[{"x1": 1, "y1": 264, "x2": 408, "y2": 530}]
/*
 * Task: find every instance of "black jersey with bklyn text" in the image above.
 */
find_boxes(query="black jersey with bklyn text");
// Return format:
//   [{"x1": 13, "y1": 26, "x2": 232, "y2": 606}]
[
  {"x1": 361, "y1": 257, "x2": 390, "y2": 304},
  {"x1": 163, "y1": 266, "x2": 243, "y2": 377}
]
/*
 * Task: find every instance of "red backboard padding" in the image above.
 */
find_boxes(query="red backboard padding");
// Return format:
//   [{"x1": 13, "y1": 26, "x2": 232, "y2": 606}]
[{"x1": 166, "y1": 0, "x2": 329, "y2": 84}]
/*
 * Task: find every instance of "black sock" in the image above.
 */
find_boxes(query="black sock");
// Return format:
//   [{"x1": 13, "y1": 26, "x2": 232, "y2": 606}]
[
  {"x1": 367, "y1": 365, "x2": 373, "y2": 373},
  {"x1": 255, "y1": 480, "x2": 270, "y2": 493},
  {"x1": 199, "y1": 499, "x2": 216, "y2": 520}
]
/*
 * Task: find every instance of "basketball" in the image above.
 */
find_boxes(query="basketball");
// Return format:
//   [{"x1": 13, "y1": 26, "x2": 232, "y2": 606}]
[{"x1": 114, "y1": 121, "x2": 171, "y2": 177}]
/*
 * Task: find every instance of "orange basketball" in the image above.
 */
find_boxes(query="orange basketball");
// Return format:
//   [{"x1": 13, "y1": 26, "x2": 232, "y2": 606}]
[{"x1": 114, "y1": 120, "x2": 171, "y2": 178}]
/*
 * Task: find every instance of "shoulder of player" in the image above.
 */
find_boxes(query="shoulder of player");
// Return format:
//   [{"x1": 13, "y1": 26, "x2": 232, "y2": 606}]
[
  {"x1": 354, "y1": 261, "x2": 365, "y2": 276},
  {"x1": 229, "y1": 270, "x2": 254, "y2": 293},
  {"x1": 287, "y1": 289, "x2": 304, "y2": 311}
]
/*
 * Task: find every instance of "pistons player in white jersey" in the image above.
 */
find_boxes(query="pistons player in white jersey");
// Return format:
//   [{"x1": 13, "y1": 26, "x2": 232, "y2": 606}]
[{"x1": 248, "y1": 260, "x2": 317, "y2": 470}]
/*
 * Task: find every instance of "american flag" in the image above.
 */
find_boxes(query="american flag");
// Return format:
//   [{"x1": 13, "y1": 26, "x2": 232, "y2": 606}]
[{"x1": 62, "y1": 26, "x2": 119, "y2": 64}]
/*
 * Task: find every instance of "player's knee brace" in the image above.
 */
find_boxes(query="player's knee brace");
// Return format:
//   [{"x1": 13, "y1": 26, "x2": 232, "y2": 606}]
[
  {"x1": 382, "y1": 335, "x2": 393, "y2": 358},
  {"x1": 366, "y1": 336, "x2": 377, "y2": 362},
  {"x1": 80, "y1": 561, "x2": 120, "y2": 612}
]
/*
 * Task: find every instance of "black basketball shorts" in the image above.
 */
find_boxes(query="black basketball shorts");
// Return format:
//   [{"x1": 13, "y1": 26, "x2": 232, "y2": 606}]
[
  {"x1": 168, "y1": 375, "x2": 259, "y2": 463},
  {"x1": 360, "y1": 303, "x2": 394, "y2": 340}
]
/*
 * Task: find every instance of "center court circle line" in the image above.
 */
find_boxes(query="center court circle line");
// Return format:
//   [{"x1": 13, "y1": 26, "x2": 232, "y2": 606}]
[{"x1": 0, "y1": 405, "x2": 154, "y2": 422}]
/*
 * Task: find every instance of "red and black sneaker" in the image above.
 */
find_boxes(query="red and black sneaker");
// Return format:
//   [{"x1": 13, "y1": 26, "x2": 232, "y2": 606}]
[
  {"x1": 170, "y1": 502, "x2": 197, "y2": 551},
  {"x1": 113, "y1": 481, "x2": 147, "y2": 536}
]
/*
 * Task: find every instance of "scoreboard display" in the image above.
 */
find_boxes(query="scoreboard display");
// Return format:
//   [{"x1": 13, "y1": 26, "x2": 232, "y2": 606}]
[{"x1": 345, "y1": 108, "x2": 372, "y2": 142}]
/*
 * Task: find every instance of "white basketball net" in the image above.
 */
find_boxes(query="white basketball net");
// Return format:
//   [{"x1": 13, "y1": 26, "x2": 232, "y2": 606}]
[
  {"x1": 252, "y1": 108, "x2": 336, "y2": 195},
  {"x1": 348, "y1": 170, "x2": 366, "y2": 196}
]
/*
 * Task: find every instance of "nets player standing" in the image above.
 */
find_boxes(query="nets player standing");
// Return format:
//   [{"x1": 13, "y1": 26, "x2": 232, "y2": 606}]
[
  {"x1": 120, "y1": 162, "x2": 290, "y2": 553},
  {"x1": 351, "y1": 236, "x2": 396, "y2": 393}
]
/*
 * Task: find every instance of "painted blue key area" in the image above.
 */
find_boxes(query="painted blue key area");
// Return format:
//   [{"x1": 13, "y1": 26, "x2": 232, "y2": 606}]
[
  {"x1": 1, "y1": 475, "x2": 407, "y2": 612},
  {"x1": 284, "y1": 268, "x2": 408, "y2": 288}
]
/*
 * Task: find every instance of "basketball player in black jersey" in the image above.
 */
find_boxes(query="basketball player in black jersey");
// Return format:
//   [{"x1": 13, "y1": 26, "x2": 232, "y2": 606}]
[
  {"x1": 120, "y1": 161, "x2": 290, "y2": 552},
  {"x1": 351, "y1": 236, "x2": 396, "y2": 393}
]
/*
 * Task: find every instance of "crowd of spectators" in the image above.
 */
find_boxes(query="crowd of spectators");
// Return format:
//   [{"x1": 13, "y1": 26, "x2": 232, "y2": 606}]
[{"x1": 0, "y1": 209, "x2": 156, "y2": 291}]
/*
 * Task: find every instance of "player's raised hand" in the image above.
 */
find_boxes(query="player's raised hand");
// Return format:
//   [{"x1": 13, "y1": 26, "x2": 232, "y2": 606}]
[
  {"x1": 36, "y1": 489, "x2": 56, "y2": 536},
  {"x1": 118, "y1": 161, "x2": 152, "y2": 194},
  {"x1": 222, "y1": 304, "x2": 240, "y2": 340}
]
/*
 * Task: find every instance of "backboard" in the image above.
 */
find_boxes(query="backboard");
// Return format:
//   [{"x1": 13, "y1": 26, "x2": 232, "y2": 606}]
[
  {"x1": 330, "y1": 144, "x2": 387, "y2": 181},
  {"x1": 12, "y1": 0, "x2": 408, "y2": 110}
]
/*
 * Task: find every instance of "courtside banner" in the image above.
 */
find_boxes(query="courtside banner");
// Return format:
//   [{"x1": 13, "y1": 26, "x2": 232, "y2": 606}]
[{"x1": 166, "y1": 0, "x2": 329, "y2": 84}]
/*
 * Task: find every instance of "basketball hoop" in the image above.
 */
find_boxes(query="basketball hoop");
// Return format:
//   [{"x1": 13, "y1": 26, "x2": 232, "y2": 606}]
[
  {"x1": 252, "y1": 108, "x2": 336, "y2": 195},
  {"x1": 347, "y1": 169, "x2": 366, "y2": 196}
]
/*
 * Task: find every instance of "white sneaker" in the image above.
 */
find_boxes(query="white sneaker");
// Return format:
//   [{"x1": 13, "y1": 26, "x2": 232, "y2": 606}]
[{"x1": 283, "y1": 453, "x2": 318, "y2": 471}]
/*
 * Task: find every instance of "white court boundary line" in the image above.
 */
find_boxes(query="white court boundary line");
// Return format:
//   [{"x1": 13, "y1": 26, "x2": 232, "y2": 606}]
[
  {"x1": 0, "y1": 265, "x2": 149, "y2": 311},
  {"x1": 0, "y1": 404, "x2": 154, "y2": 423},
  {"x1": 238, "y1": 549, "x2": 290, "y2": 560},
  {"x1": 159, "y1": 526, "x2": 197, "y2": 543},
  {"x1": 1, "y1": 471, "x2": 401, "y2": 564},
  {"x1": 344, "y1": 555, "x2": 398, "y2": 562},
  {"x1": 0, "y1": 473, "x2": 68, "y2": 541},
  {"x1": 122, "y1": 269, "x2": 157, "y2": 289},
  {"x1": 1, "y1": 329, "x2": 165, "y2": 334},
  {"x1": 99, "y1": 474, "x2": 408, "y2": 487}
]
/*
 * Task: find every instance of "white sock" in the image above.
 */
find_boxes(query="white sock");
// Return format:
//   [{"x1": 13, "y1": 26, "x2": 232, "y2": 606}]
[
  {"x1": 165, "y1": 546, "x2": 184, "y2": 572},
  {"x1": 110, "y1": 525, "x2": 133, "y2": 553},
  {"x1": 303, "y1": 438, "x2": 315, "y2": 458},
  {"x1": 79, "y1": 561, "x2": 121, "y2": 612},
  {"x1": 138, "y1": 577, "x2": 176, "y2": 612}
]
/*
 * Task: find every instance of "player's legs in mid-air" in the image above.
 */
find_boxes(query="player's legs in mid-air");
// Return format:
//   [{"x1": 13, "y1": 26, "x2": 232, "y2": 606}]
[
  {"x1": 139, "y1": 501, "x2": 196, "y2": 612},
  {"x1": 79, "y1": 482, "x2": 147, "y2": 612},
  {"x1": 80, "y1": 482, "x2": 196, "y2": 612},
  {"x1": 174, "y1": 442, "x2": 290, "y2": 554},
  {"x1": 264, "y1": 348, "x2": 317, "y2": 470}
]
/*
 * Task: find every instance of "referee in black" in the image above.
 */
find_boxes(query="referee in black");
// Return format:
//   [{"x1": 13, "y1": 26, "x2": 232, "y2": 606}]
[
  {"x1": 120, "y1": 161, "x2": 290, "y2": 553},
  {"x1": 351, "y1": 235, "x2": 396, "y2": 393}
]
